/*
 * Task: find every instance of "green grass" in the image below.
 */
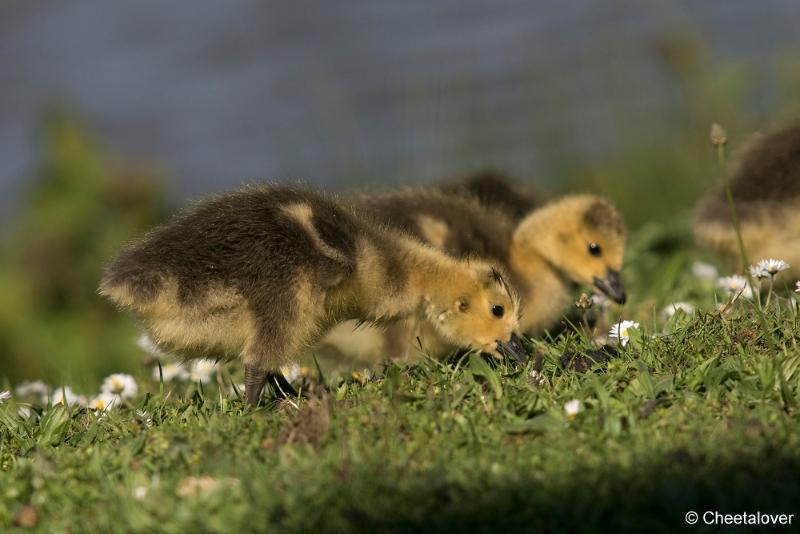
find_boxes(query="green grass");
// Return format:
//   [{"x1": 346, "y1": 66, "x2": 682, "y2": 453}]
[{"x1": 2, "y1": 224, "x2": 800, "y2": 533}]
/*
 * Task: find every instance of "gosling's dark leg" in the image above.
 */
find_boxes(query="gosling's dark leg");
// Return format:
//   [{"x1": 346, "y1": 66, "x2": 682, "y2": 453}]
[
  {"x1": 267, "y1": 371, "x2": 299, "y2": 399},
  {"x1": 244, "y1": 364, "x2": 269, "y2": 406}
]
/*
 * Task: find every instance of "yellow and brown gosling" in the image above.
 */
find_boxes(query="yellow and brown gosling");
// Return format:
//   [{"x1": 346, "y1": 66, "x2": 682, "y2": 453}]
[
  {"x1": 321, "y1": 188, "x2": 626, "y2": 362},
  {"x1": 507, "y1": 194, "x2": 627, "y2": 331},
  {"x1": 99, "y1": 184, "x2": 525, "y2": 405},
  {"x1": 356, "y1": 188, "x2": 627, "y2": 332},
  {"x1": 695, "y1": 122, "x2": 800, "y2": 278},
  {"x1": 442, "y1": 171, "x2": 627, "y2": 317}
]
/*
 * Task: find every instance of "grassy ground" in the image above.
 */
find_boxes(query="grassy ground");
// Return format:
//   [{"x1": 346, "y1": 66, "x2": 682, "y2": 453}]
[{"x1": 2, "y1": 223, "x2": 800, "y2": 533}]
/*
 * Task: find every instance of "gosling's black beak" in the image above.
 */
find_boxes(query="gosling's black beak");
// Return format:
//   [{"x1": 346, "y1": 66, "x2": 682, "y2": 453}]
[
  {"x1": 593, "y1": 269, "x2": 626, "y2": 304},
  {"x1": 497, "y1": 332, "x2": 529, "y2": 364}
]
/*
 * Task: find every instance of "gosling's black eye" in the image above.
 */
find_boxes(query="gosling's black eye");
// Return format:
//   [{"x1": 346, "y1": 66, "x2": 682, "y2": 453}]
[
  {"x1": 491, "y1": 305, "x2": 504, "y2": 318},
  {"x1": 588, "y1": 243, "x2": 602, "y2": 256}
]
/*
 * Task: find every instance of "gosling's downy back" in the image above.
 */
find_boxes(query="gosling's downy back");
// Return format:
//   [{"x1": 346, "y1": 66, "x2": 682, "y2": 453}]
[
  {"x1": 440, "y1": 170, "x2": 542, "y2": 222},
  {"x1": 353, "y1": 187, "x2": 515, "y2": 268},
  {"x1": 697, "y1": 122, "x2": 800, "y2": 224}
]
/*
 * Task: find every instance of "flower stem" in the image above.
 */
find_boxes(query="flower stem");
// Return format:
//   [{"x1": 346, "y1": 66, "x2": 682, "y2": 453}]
[
  {"x1": 766, "y1": 276, "x2": 774, "y2": 308},
  {"x1": 716, "y1": 140, "x2": 761, "y2": 312},
  {"x1": 580, "y1": 310, "x2": 590, "y2": 337},
  {"x1": 717, "y1": 143, "x2": 750, "y2": 271}
]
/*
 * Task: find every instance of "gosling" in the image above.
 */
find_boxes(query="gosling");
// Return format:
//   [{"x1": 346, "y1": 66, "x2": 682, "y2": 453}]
[
  {"x1": 355, "y1": 188, "x2": 626, "y2": 331},
  {"x1": 321, "y1": 188, "x2": 626, "y2": 361},
  {"x1": 695, "y1": 122, "x2": 800, "y2": 278},
  {"x1": 99, "y1": 185, "x2": 525, "y2": 405},
  {"x1": 508, "y1": 194, "x2": 627, "y2": 330},
  {"x1": 440, "y1": 172, "x2": 626, "y2": 324}
]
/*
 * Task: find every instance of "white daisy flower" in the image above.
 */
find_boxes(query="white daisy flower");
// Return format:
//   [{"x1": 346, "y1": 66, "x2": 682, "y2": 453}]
[
  {"x1": 608, "y1": 320, "x2": 640, "y2": 347},
  {"x1": 89, "y1": 391, "x2": 118, "y2": 412},
  {"x1": 18, "y1": 406, "x2": 31, "y2": 418},
  {"x1": 280, "y1": 364, "x2": 302, "y2": 383},
  {"x1": 716, "y1": 275, "x2": 753, "y2": 300},
  {"x1": 133, "y1": 486, "x2": 148, "y2": 500},
  {"x1": 151, "y1": 362, "x2": 189, "y2": 382},
  {"x1": 52, "y1": 386, "x2": 86, "y2": 407},
  {"x1": 754, "y1": 258, "x2": 790, "y2": 277},
  {"x1": 101, "y1": 374, "x2": 138, "y2": 399},
  {"x1": 796, "y1": 281, "x2": 800, "y2": 293},
  {"x1": 662, "y1": 302, "x2": 695, "y2": 318},
  {"x1": 136, "y1": 333, "x2": 165, "y2": 358},
  {"x1": 15, "y1": 380, "x2": 49, "y2": 400},
  {"x1": 189, "y1": 359, "x2": 217, "y2": 383},
  {"x1": 691, "y1": 261, "x2": 718, "y2": 280},
  {"x1": 748, "y1": 264, "x2": 769, "y2": 280},
  {"x1": 0, "y1": 390, "x2": 11, "y2": 403},
  {"x1": 564, "y1": 399, "x2": 582, "y2": 420}
]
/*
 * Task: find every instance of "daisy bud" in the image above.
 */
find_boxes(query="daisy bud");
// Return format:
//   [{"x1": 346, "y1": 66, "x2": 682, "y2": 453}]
[
  {"x1": 710, "y1": 123, "x2": 727, "y2": 146},
  {"x1": 575, "y1": 293, "x2": 593, "y2": 311}
]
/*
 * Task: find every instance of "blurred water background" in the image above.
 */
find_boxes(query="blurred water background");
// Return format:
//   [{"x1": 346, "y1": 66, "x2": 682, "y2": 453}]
[{"x1": 1, "y1": 0, "x2": 799, "y2": 387}]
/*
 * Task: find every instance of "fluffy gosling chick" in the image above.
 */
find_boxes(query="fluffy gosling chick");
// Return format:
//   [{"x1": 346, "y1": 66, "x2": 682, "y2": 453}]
[
  {"x1": 695, "y1": 123, "x2": 800, "y2": 277},
  {"x1": 99, "y1": 185, "x2": 524, "y2": 404},
  {"x1": 442, "y1": 171, "x2": 627, "y2": 322},
  {"x1": 352, "y1": 189, "x2": 627, "y2": 335},
  {"x1": 508, "y1": 195, "x2": 627, "y2": 332}
]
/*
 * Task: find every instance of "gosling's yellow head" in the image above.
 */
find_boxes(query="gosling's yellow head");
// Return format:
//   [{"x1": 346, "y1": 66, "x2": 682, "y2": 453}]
[
  {"x1": 427, "y1": 263, "x2": 526, "y2": 361},
  {"x1": 513, "y1": 195, "x2": 627, "y2": 303}
]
